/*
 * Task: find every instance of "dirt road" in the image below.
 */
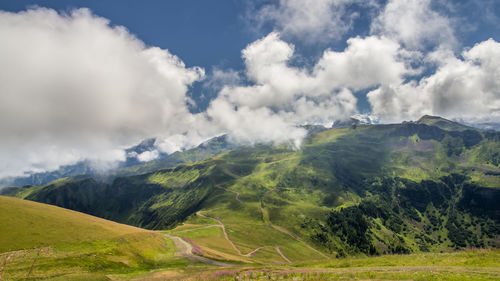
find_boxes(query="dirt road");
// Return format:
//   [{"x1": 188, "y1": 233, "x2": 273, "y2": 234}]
[
  {"x1": 216, "y1": 184, "x2": 243, "y2": 204},
  {"x1": 164, "y1": 234, "x2": 234, "y2": 267},
  {"x1": 196, "y1": 211, "x2": 292, "y2": 263}
]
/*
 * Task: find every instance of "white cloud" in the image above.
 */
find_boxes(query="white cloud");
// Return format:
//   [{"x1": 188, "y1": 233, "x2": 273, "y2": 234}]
[
  {"x1": 206, "y1": 32, "x2": 414, "y2": 144},
  {"x1": 0, "y1": 8, "x2": 204, "y2": 178},
  {"x1": 368, "y1": 38, "x2": 500, "y2": 123},
  {"x1": 313, "y1": 35, "x2": 416, "y2": 90},
  {"x1": 223, "y1": 33, "x2": 411, "y2": 106},
  {"x1": 137, "y1": 150, "x2": 160, "y2": 162},
  {"x1": 207, "y1": 99, "x2": 308, "y2": 148},
  {"x1": 203, "y1": 68, "x2": 241, "y2": 92},
  {"x1": 371, "y1": 0, "x2": 456, "y2": 49},
  {"x1": 366, "y1": 0, "x2": 500, "y2": 124},
  {"x1": 253, "y1": 0, "x2": 371, "y2": 42}
]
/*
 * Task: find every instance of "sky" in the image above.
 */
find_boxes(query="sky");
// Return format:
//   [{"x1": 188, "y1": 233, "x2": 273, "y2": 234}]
[{"x1": 0, "y1": 0, "x2": 499, "y2": 179}]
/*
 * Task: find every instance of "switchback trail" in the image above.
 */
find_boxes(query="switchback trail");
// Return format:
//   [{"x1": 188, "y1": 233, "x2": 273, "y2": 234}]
[
  {"x1": 260, "y1": 188, "x2": 330, "y2": 259},
  {"x1": 215, "y1": 184, "x2": 242, "y2": 204},
  {"x1": 208, "y1": 179, "x2": 328, "y2": 262},
  {"x1": 196, "y1": 211, "x2": 292, "y2": 263},
  {"x1": 164, "y1": 234, "x2": 234, "y2": 267}
]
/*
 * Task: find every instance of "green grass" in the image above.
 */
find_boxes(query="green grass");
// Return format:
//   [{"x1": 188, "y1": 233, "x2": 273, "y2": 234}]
[
  {"x1": 296, "y1": 248, "x2": 500, "y2": 268},
  {"x1": 0, "y1": 196, "x2": 186, "y2": 280},
  {"x1": 152, "y1": 124, "x2": 499, "y2": 265},
  {"x1": 148, "y1": 168, "x2": 200, "y2": 187},
  {"x1": 129, "y1": 249, "x2": 500, "y2": 280},
  {"x1": 0, "y1": 196, "x2": 147, "y2": 252}
]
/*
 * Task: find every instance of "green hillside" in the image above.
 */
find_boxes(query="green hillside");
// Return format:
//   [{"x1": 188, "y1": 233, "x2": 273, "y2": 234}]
[
  {"x1": 0, "y1": 196, "x2": 183, "y2": 280},
  {"x1": 0, "y1": 196, "x2": 148, "y2": 252},
  {"x1": 416, "y1": 115, "x2": 474, "y2": 131},
  {"x1": 4, "y1": 118, "x2": 500, "y2": 266}
]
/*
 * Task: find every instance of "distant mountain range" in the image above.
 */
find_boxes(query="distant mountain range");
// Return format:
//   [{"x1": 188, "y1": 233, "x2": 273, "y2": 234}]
[{"x1": 0, "y1": 134, "x2": 237, "y2": 188}]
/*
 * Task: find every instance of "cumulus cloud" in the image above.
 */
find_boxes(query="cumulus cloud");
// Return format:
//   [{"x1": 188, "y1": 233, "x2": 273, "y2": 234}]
[
  {"x1": 205, "y1": 32, "x2": 415, "y2": 145},
  {"x1": 368, "y1": 38, "x2": 500, "y2": 123},
  {"x1": 371, "y1": 0, "x2": 456, "y2": 50},
  {"x1": 313, "y1": 36, "x2": 418, "y2": 90},
  {"x1": 0, "y1": 8, "x2": 204, "y2": 178},
  {"x1": 366, "y1": 0, "x2": 500, "y2": 124},
  {"x1": 252, "y1": 0, "x2": 373, "y2": 43},
  {"x1": 221, "y1": 32, "x2": 410, "y2": 108}
]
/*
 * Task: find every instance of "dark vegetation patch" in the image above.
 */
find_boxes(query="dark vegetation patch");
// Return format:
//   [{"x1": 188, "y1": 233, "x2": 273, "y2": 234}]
[{"x1": 305, "y1": 174, "x2": 500, "y2": 255}]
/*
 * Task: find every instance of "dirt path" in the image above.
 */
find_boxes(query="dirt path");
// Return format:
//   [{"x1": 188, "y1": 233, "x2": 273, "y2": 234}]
[
  {"x1": 260, "y1": 190, "x2": 329, "y2": 259},
  {"x1": 242, "y1": 246, "x2": 272, "y2": 257},
  {"x1": 196, "y1": 211, "x2": 292, "y2": 263},
  {"x1": 196, "y1": 211, "x2": 242, "y2": 255},
  {"x1": 195, "y1": 181, "x2": 324, "y2": 263},
  {"x1": 275, "y1": 246, "x2": 292, "y2": 263},
  {"x1": 173, "y1": 225, "x2": 220, "y2": 234},
  {"x1": 216, "y1": 184, "x2": 242, "y2": 204},
  {"x1": 164, "y1": 234, "x2": 234, "y2": 267}
]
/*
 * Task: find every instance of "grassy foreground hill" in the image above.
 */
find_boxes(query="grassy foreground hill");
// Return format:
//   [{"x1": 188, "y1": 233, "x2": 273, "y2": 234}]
[
  {"x1": 3, "y1": 116, "x2": 500, "y2": 267},
  {"x1": 0, "y1": 195, "x2": 147, "y2": 252},
  {"x1": 0, "y1": 196, "x2": 187, "y2": 280}
]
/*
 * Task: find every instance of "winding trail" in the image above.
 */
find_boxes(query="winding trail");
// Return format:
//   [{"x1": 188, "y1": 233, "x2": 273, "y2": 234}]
[
  {"x1": 196, "y1": 211, "x2": 292, "y2": 263},
  {"x1": 216, "y1": 184, "x2": 242, "y2": 204},
  {"x1": 260, "y1": 188, "x2": 330, "y2": 259},
  {"x1": 164, "y1": 234, "x2": 234, "y2": 267},
  {"x1": 195, "y1": 211, "x2": 242, "y2": 256},
  {"x1": 182, "y1": 176, "x2": 327, "y2": 264},
  {"x1": 172, "y1": 224, "x2": 220, "y2": 234},
  {"x1": 275, "y1": 246, "x2": 292, "y2": 263}
]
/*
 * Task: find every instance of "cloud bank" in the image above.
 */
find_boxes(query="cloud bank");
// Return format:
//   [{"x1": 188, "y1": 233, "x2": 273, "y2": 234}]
[
  {"x1": 0, "y1": 8, "x2": 205, "y2": 178},
  {"x1": 366, "y1": 0, "x2": 500, "y2": 124},
  {"x1": 367, "y1": 39, "x2": 500, "y2": 123}
]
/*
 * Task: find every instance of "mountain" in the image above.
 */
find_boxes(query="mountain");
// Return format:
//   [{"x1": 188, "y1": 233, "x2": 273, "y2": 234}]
[
  {"x1": 469, "y1": 122, "x2": 500, "y2": 131},
  {"x1": 0, "y1": 134, "x2": 236, "y2": 188},
  {"x1": 415, "y1": 115, "x2": 475, "y2": 131},
  {"x1": 111, "y1": 134, "x2": 239, "y2": 178},
  {"x1": 4, "y1": 117, "x2": 500, "y2": 261}
]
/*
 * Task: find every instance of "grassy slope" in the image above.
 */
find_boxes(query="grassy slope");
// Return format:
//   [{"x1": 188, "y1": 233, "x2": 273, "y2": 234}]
[
  {"x1": 4, "y1": 120, "x2": 499, "y2": 268},
  {"x1": 0, "y1": 195, "x2": 146, "y2": 252},
  {"x1": 1, "y1": 119, "x2": 499, "y2": 280},
  {"x1": 162, "y1": 123, "x2": 499, "y2": 265},
  {"x1": 0, "y1": 196, "x2": 186, "y2": 281}
]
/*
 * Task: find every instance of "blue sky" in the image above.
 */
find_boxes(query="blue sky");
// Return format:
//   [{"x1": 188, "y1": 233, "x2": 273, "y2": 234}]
[
  {"x1": 1, "y1": 1, "x2": 250, "y2": 66},
  {"x1": 0, "y1": 0, "x2": 499, "y2": 177},
  {"x1": 1, "y1": 0, "x2": 499, "y2": 112}
]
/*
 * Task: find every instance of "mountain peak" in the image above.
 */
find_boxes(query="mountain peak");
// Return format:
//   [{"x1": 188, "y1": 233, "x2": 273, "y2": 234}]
[{"x1": 416, "y1": 115, "x2": 472, "y2": 131}]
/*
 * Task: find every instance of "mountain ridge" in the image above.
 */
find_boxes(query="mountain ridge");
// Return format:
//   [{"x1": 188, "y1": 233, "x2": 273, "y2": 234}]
[{"x1": 4, "y1": 116, "x2": 499, "y2": 261}]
